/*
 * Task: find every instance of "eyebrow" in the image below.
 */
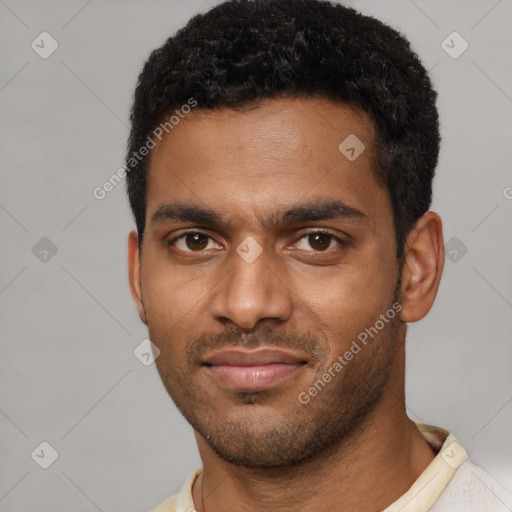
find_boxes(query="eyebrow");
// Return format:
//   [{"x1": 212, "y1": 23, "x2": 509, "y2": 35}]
[{"x1": 150, "y1": 199, "x2": 367, "y2": 230}]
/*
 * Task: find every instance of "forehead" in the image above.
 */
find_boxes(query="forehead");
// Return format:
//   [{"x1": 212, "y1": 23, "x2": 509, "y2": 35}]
[{"x1": 145, "y1": 97, "x2": 389, "y2": 227}]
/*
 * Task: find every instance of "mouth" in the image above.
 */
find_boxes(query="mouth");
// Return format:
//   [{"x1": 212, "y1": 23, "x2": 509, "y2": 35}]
[{"x1": 202, "y1": 348, "x2": 308, "y2": 391}]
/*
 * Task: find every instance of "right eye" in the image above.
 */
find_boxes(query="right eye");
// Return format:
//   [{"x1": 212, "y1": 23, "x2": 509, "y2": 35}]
[{"x1": 167, "y1": 231, "x2": 222, "y2": 253}]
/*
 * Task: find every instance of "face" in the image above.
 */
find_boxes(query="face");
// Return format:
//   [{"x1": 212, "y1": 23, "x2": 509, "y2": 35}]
[{"x1": 131, "y1": 97, "x2": 404, "y2": 468}]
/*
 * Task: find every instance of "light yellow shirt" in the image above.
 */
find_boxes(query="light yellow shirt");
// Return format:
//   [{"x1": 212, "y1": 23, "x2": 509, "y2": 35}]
[{"x1": 150, "y1": 423, "x2": 512, "y2": 512}]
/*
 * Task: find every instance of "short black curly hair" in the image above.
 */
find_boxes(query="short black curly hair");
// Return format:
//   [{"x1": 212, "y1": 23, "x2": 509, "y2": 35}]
[{"x1": 125, "y1": 0, "x2": 440, "y2": 258}]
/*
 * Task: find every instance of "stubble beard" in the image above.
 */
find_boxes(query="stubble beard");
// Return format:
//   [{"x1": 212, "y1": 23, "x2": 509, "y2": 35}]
[{"x1": 153, "y1": 289, "x2": 402, "y2": 469}]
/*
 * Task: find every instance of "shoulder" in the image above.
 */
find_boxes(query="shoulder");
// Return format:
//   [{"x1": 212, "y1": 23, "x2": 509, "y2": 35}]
[
  {"x1": 431, "y1": 457, "x2": 512, "y2": 512},
  {"x1": 148, "y1": 494, "x2": 178, "y2": 512},
  {"x1": 146, "y1": 466, "x2": 202, "y2": 512}
]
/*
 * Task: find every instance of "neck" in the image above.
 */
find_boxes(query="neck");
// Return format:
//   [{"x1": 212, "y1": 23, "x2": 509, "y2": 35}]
[{"x1": 192, "y1": 343, "x2": 436, "y2": 512}]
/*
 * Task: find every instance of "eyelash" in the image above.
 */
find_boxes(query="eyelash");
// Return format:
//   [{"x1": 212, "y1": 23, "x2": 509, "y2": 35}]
[{"x1": 166, "y1": 229, "x2": 349, "y2": 254}]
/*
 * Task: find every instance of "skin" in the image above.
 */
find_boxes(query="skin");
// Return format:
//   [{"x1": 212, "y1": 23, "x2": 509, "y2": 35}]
[{"x1": 128, "y1": 97, "x2": 445, "y2": 512}]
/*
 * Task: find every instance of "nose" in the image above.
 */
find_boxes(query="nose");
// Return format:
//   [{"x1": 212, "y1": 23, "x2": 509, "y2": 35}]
[{"x1": 209, "y1": 239, "x2": 294, "y2": 331}]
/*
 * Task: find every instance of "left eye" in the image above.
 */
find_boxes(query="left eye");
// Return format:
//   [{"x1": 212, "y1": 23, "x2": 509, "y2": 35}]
[{"x1": 295, "y1": 233, "x2": 341, "y2": 252}]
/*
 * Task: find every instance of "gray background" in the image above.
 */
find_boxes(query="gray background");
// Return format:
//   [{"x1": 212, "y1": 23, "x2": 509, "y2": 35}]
[{"x1": 1, "y1": 0, "x2": 511, "y2": 511}]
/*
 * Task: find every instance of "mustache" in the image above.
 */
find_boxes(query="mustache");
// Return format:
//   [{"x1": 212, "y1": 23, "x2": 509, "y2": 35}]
[{"x1": 186, "y1": 324, "x2": 326, "y2": 367}]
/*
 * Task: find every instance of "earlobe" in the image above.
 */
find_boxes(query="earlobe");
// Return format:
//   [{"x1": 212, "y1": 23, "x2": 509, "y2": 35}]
[
  {"x1": 399, "y1": 212, "x2": 445, "y2": 323},
  {"x1": 128, "y1": 230, "x2": 148, "y2": 325}
]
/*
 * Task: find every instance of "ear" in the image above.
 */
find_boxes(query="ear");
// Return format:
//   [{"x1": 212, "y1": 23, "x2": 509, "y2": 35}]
[
  {"x1": 399, "y1": 211, "x2": 445, "y2": 323},
  {"x1": 128, "y1": 230, "x2": 148, "y2": 325}
]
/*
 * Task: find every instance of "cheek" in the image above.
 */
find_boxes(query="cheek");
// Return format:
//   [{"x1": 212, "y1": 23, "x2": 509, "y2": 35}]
[
  {"x1": 296, "y1": 261, "x2": 393, "y2": 319},
  {"x1": 290, "y1": 255, "x2": 397, "y2": 356},
  {"x1": 141, "y1": 255, "x2": 207, "y2": 326}
]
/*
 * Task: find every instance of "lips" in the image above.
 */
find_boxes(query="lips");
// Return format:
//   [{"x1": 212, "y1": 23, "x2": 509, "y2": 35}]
[{"x1": 203, "y1": 348, "x2": 307, "y2": 391}]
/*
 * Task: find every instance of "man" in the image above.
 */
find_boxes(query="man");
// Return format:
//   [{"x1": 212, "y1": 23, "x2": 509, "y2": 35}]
[{"x1": 125, "y1": 1, "x2": 512, "y2": 510}]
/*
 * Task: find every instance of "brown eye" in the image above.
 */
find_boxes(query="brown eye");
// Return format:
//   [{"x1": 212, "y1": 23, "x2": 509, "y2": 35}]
[
  {"x1": 294, "y1": 232, "x2": 346, "y2": 253},
  {"x1": 168, "y1": 232, "x2": 219, "y2": 252},
  {"x1": 184, "y1": 233, "x2": 209, "y2": 250},
  {"x1": 307, "y1": 233, "x2": 332, "y2": 251}
]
